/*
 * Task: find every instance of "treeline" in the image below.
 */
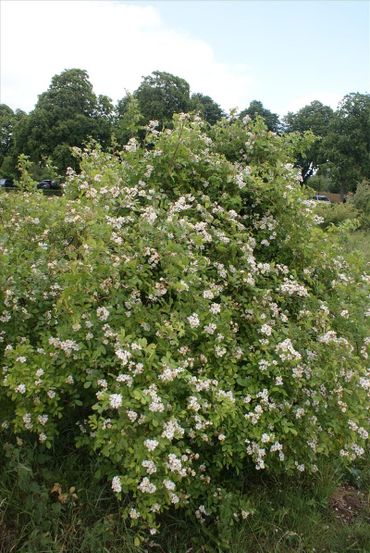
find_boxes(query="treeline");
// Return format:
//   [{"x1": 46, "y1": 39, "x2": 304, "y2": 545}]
[{"x1": 1, "y1": 68, "x2": 369, "y2": 193}]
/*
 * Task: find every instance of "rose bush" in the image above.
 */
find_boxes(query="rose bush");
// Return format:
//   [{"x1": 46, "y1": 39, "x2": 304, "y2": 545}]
[{"x1": 0, "y1": 115, "x2": 368, "y2": 535}]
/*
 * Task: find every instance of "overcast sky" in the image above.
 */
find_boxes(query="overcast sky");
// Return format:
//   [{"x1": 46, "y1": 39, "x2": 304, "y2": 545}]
[{"x1": 1, "y1": 0, "x2": 369, "y2": 115}]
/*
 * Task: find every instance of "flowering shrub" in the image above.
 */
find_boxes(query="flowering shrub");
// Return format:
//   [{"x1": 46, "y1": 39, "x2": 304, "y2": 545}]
[{"x1": 0, "y1": 115, "x2": 368, "y2": 535}]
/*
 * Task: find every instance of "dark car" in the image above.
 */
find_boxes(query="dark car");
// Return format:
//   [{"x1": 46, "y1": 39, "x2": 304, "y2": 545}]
[
  {"x1": 312, "y1": 194, "x2": 331, "y2": 203},
  {"x1": 0, "y1": 178, "x2": 16, "y2": 188},
  {"x1": 37, "y1": 179, "x2": 61, "y2": 190}
]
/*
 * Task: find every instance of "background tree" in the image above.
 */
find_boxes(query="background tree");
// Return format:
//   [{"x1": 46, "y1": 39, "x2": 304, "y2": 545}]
[
  {"x1": 134, "y1": 70, "x2": 191, "y2": 127},
  {"x1": 190, "y1": 93, "x2": 224, "y2": 125},
  {"x1": 0, "y1": 104, "x2": 27, "y2": 177},
  {"x1": 93, "y1": 94, "x2": 115, "y2": 146},
  {"x1": 284, "y1": 101, "x2": 334, "y2": 183},
  {"x1": 239, "y1": 100, "x2": 281, "y2": 133},
  {"x1": 3, "y1": 66, "x2": 368, "y2": 194},
  {"x1": 13, "y1": 69, "x2": 113, "y2": 173},
  {"x1": 0, "y1": 104, "x2": 15, "y2": 163},
  {"x1": 323, "y1": 93, "x2": 370, "y2": 195}
]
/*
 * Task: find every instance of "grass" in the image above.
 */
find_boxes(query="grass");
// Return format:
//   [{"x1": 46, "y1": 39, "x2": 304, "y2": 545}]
[
  {"x1": 340, "y1": 230, "x2": 370, "y2": 265},
  {"x1": 157, "y1": 463, "x2": 370, "y2": 553},
  {"x1": 0, "y1": 440, "x2": 369, "y2": 553},
  {"x1": 0, "y1": 443, "x2": 141, "y2": 553}
]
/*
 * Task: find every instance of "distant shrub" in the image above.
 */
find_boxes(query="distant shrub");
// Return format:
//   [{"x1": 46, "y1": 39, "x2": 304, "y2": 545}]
[
  {"x1": 314, "y1": 202, "x2": 360, "y2": 228},
  {"x1": 352, "y1": 179, "x2": 370, "y2": 229},
  {"x1": 0, "y1": 115, "x2": 368, "y2": 538}
]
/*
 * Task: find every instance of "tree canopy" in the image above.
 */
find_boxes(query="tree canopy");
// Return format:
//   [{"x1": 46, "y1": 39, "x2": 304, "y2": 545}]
[
  {"x1": 284, "y1": 101, "x2": 334, "y2": 182},
  {"x1": 134, "y1": 70, "x2": 191, "y2": 127},
  {"x1": 190, "y1": 93, "x2": 224, "y2": 125},
  {"x1": 240, "y1": 100, "x2": 281, "y2": 134},
  {"x1": 13, "y1": 69, "x2": 113, "y2": 173},
  {"x1": 323, "y1": 93, "x2": 370, "y2": 193},
  {"x1": 0, "y1": 104, "x2": 27, "y2": 177},
  {"x1": 1, "y1": 68, "x2": 368, "y2": 196}
]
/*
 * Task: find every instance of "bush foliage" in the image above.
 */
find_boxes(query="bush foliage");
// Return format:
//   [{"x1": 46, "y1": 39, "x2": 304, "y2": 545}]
[
  {"x1": 352, "y1": 179, "x2": 370, "y2": 229},
  {"x1": 313, "y1": 201, "x2": 360, "y2": 229},
  {"x1": 0, "y1": 115, "x2": 368, "y2": 537}
]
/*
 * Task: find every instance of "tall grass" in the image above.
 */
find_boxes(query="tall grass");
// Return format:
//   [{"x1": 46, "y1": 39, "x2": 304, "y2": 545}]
[
  {"x1": 341, "y1": 231, "x2": 370, "y2": 265},
  {"x1": 1, "y1": 440, "x2": 369, "y2": 552}
]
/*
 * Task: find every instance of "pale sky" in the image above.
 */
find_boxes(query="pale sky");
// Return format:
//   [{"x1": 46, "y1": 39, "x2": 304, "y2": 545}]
[{"x1": 1, "y1": 0, "x2": 369, "y2": 115}]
